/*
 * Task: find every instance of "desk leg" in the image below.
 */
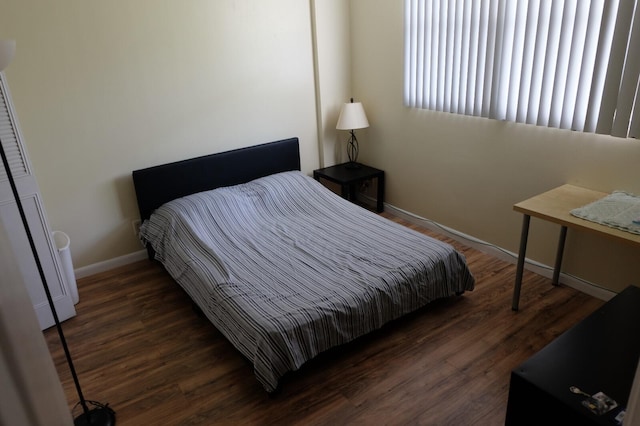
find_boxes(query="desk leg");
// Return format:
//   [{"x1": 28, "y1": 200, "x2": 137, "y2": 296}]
[
  {"x1": 552, "y1": 226, "x2": 567, "y2": 286},
  {"x1": 512, "y1": 214, "x2": 531, "y2": 311}
]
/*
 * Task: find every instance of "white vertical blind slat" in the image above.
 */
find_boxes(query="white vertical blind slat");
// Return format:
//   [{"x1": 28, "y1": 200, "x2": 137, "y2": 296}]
[
  {"x1": 506, "y1": 0, "x2": 528, "y2": 122},
  {"x1": 422, "y1": 0, "x2": 432, "y2": 108},
  {"x1": 444, "y1": 0, "x2": 455, "y2": 112},
  {"x1": 494, "y1": 0, "x2": 512, "y2": 120},
  {"x1": 465, "y1": 0, "x2": 480, "y2": 115},
  {"x1": 571, "y1": 0, "x2": 603, "y2": 132},
  {"x1": 458, "y1": 0, "x2": 472, "y2": 114},
  {"x1": 549, "y1": 0, "x2": 577, "y2": 129},
  {"x1": 489, "y1": 0, "x2": 507, "y2": 119},
  {"x1": 473, "y1": 0, "x2": 490, "y2": 116},
  {"x1": 404, "y1": 0, "x2": 416, "y2": 106},
  {"x1": 584, "y1": 0, "x2": 618, "y2": 133},
  {"x1": 482, "y1": 0, "x2": 498, "y2": 117},
  {"x1": 596, "y1": 0, "x2": 633, "y2": 135},
  {"x1": 436, "y1": 0, "x2": 445, "y2": 110},
  {"x1": 516, "y1": 0, "x2": 540, "y2": 123},
  {"x1": 537, "y1": 1, "x2": 564, "y2": 127},
  {"x1": 431, "y1": 0, "x2": 441, "y2": 110},
  {"x1": 560, "y1": 1, "x2": 589, "y2": 130},
  {"x1": 451, "y1": 0, "x2": 463, "y2": 113},
  {"x1": 611, "y1": 1, "x2": 640, "y2": 137},
  {"x1": 415, "y1": 0, "x2": 425, "y2": 108},
  {"x1": 526, "y1": 1, "x2": 551, "y2": 125}
]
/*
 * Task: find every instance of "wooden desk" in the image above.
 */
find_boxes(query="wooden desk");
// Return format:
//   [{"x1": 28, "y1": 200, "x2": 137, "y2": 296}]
[{"x1": 512, "y1": 184, "x2": 640, "y2": 311}]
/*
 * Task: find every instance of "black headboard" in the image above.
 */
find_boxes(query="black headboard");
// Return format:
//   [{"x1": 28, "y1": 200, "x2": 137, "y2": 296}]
[{"x1": 132, "y1": 137, "x2": 300, "y2": 222}]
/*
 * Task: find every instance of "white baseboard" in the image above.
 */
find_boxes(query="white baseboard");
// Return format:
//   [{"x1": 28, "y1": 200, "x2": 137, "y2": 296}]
[
  {"x1": 74, "y1": 249, "x2": 148, "y2": 279},
  {"x1": 384, "y1": 203, "x2": 616, "y2": 302}
]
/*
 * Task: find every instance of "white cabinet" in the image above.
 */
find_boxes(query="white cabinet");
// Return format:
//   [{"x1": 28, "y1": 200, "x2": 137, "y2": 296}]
[{"x1": 0, "y1": 73, "x2": 75, "y2": 330}]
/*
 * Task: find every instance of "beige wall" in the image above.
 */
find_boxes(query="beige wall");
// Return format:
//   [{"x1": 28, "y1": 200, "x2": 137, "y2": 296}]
[
  {"x1": 349, "y1": 0, "x2": 640, "y2": 293},
  {"x1": 0, "y1": 0, "x2": 319, "y2": 268}
]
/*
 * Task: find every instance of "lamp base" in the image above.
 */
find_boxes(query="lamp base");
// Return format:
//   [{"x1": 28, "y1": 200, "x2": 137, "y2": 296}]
[
  {"x1": 74, "y1": 406, "x2": 116, "y2": 426},
  {"x1": 345, "y1": 161, "x2": 361, "y2": 169},
  {"x1": 346, "y1": 130, "x2": 360, "y2": 165}
]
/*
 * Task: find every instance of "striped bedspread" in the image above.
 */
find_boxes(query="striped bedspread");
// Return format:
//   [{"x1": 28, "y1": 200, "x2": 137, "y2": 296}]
[{"x1": 140, "y1": 171, "x2": 475, "y2": 392}]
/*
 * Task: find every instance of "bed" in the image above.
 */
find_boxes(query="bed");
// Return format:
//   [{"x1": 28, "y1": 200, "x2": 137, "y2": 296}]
[{"x1": 132, "y1": 137, "x2": 475, "y2": 392}]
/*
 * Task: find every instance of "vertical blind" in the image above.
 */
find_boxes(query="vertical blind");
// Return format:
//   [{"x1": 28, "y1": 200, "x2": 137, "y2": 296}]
[{"x1": 404, "y1": 0, "x2": 640, "y2": 139}]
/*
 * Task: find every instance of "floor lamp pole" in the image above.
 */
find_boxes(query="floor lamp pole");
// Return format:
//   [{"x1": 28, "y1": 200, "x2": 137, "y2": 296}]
[{"x1": 0, "y1": 139, "x2": 115, "y2": 425}]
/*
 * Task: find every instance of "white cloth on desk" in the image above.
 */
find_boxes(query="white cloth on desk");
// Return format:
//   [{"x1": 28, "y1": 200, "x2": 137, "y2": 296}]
[{"x1": 570, "y1": 190, "x2": 640, "y2": 235}]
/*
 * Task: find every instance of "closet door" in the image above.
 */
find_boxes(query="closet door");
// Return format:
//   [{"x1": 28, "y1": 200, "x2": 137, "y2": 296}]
[{"x1": 0, "y1": 73, "x2": 75, "y2": 330}]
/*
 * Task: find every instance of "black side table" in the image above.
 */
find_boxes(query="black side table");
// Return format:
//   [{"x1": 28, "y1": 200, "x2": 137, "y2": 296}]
[{"x1": 313, "y1": 162, "x2": 385, "y2": 213}]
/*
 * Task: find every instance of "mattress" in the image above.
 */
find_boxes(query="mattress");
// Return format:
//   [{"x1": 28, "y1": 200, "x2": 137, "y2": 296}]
[{"x1": 140, "y1": 170, "x2": 475, "y2": 392}]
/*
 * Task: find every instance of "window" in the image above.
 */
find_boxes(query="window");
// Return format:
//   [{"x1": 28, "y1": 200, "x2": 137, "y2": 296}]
[{"x1": 404, "y1": 0, "x2": 640, "y2": 139}]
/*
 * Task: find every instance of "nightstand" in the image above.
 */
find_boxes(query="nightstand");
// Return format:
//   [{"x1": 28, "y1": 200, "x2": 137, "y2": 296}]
[{"x1": 313, "y1": 162, "x2": 384, "y2": 213}]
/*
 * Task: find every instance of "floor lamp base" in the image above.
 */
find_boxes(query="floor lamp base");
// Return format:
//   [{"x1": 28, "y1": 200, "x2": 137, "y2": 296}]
[{"x1": 74, "y1": 406, "x2": 116, "y2": 426}]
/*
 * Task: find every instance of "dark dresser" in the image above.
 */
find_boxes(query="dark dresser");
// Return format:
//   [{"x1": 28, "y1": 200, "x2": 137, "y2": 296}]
[{"x1": 506, "y1": 285, "x2": 640, "y2": 425}]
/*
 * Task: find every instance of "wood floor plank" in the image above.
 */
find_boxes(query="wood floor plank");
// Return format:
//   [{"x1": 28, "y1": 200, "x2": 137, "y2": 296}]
[{"x1": 44, "y1": 214, "x2": 605, "y2": 425}]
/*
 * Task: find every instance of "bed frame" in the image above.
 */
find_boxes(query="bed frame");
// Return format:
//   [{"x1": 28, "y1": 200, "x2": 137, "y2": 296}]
[
  {"x1": 132, "y1": 137, "x2": 301, "y2": 257},
  {"x1": 131, "y1": 136, "x2": 475, "y2": 392}
]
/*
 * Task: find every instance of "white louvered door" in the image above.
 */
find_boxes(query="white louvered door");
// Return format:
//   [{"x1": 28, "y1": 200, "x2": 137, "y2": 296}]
[{"x1": 0, "y1": 72, "x2": 75, "y2": 330}]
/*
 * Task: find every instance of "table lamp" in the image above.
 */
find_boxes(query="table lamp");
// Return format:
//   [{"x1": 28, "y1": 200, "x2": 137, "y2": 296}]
[{"x1": 336, "y1": 98, "x2": 369, "y2": 168}]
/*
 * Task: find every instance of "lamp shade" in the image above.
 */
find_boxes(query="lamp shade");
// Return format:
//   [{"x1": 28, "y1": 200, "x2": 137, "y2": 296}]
[
  {"x1": 0, "y1": 40, "x2": 16, "y2": 71},
  {"x1": 336, "y1": 101, "x2": 369, "y2": 130}
]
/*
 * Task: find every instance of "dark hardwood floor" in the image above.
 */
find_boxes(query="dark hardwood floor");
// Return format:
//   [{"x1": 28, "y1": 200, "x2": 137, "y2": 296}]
[{"x1": 44, "y1": 215, "x2": 604, "y2": 425}]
